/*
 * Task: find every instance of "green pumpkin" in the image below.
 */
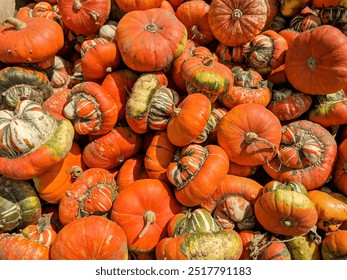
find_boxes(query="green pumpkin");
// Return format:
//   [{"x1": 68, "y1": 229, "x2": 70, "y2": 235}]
[{"x1": 0, "y1": 177, "x2": 41, "y2": 233}]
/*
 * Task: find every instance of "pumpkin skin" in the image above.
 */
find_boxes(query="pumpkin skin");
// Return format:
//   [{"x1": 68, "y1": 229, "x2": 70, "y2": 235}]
[
  {"x1": 0, "y1": 100, "x2": 74, "y2": 180},
  {"x1": 58, "y1": 168, "x2": 118, "y2": 225},
  {"x1": 33, "y1": 141, "x2": 86, "y2": 204},
  {"x1": 50, "y1": 215, "x2": 128, "y2": 260},
  {"x1": 115, "y1": 8, "x2": 187, "y2": 72},
  {"x1": 144, "y1": 130, "x2": 177, "y2": 183},
  {"x1": 263, "y1": 120, "x2": 338, "y2": 191},
  {"x1": 286, "y1": 234, "x2": 321, "y2": 260},
  {"x1": 332, "y1": 138, "x2": 347, "y2": 196},
  {"x1": 167, "y1": 144, "x2": 229, "y2": 207},
  {"x1": 307, "y1": 190, "x2": 347, "y2": 232},
  {"x1": 166, "y1": 93, "x2": 211, "y2": 147},
  {"x1": 254, "y1": 180, "x2": 319, "y2": 236},
  {"x1": 238, "y1": 230, "x2": 291, "y2": 260},
  {"x1": 217, "y1": 103, "x2": 282, "y2": 166},
  {"x1": 321, "y1": 230, "x2": 347, "y2": 260},
  {"x1": 201, "y1": 174, "x2": 263, "y2": 231},
  {"x1": 175, "y1": 0, "x2": 215, "y2": 45},
  {"x1": 0, "y1": 17, "x2": 64, "y2": 64},
  {"x1": 63, "y1": 81, "x2": 118, "y2": 135},
  {"x1": 58, "y1": 0, "x2": 111, "y2": 35},
  {"x1": 111, "y1": 179, "x2": 182, "y2": 253},
  {"x1": 280, "y1": 0, "x2": 311, "y2": 17},
  {"x1": 0, "y1": 177, "x2": 41, "y2": 233},
  {"x1": 0, "y1": 233, "x2": 49, "y2": 260},
  {"x1": 101, "y1": 69, "x2": 138, "y2": 121},
  {"x1": 167, "y1": 208, "x2": 220, "y2": 237},
  {"x1": 82, "y1": 123, "x2": 143, "y2": 170},
  {"x1": 313, "y1": 0, "x2": 347, "y2": 8},
  {"x1": 0, "y1": 66, "x2": 53, "y2": 110},
  {"x1": 208, "y1": 0, "x2": 268, "y2": 47},
  {"x1": 285, "y1": 25, "x2": 347, "y2": 95},
  {"x1": 115, "y1": 0, "x2": 164, "y2": 12},
  {"x1": 267, "y1": 87, "x2": 313, "y2": 121},
  {"x1": 156, "y1": 229, "x2": 243, "y2": 260}
]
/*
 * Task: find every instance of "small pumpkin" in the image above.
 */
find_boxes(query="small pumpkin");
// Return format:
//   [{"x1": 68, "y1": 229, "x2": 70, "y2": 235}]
[
  {"x1": 321, "y1": 230, "x2": 347, "y2": 260},
  {"x1": 167, "y1": 144, "x2": 229, "y2": 207}
]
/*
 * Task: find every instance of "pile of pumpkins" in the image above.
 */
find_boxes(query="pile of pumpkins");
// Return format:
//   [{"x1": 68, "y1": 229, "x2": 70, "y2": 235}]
[{"x1": 0, "y1": 0, "x2": 347, "y2": 260}]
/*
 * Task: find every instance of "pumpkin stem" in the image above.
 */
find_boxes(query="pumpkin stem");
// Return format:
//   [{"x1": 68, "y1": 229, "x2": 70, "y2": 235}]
[
  {"x1": 105, "y1": 66, "x2": 113, "y2": 73},
  {"x1": 232, "y1": 9, "x2": 243, "y2": 20},
  {"x1": 244, "y1": 131, "x2": 278, "y2": 155},
  {"x1": 139, "y1": 210, "x2": 156, "y2": 238},
  {"x1": 73, "y1": 0, "x2": 82, "y2": 10},
  {"x1": 70, "y1": 165, "x2": 83, "y2": 179},
  {"x1": 144, "y1": 23, "x2": 159, "y2": 33},
  {"x1": 191, "y1": 25, "x2": 204, "y2": 40},
  {"x1": 307, "y1": 56, "x2": 317, "y2": 69},
  {"x1": 5, "y1": 17, "x2": 27, "y2": 30}
]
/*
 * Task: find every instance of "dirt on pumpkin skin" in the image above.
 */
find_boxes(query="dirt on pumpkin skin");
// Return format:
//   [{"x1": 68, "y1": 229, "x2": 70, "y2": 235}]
[{"x1": 183, "y1": 230, "x2": 242, "y2": 260}]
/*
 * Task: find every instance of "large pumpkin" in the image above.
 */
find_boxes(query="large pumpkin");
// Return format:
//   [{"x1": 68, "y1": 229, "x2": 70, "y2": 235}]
[
  {"x1": 110, "y1": 179, "x2": 182, "y2": 253},
  {"x1": 0, "y1": 100, "x2": 74, "y2": 180},
  {"x1": 115, "y1": 8, "x2": 187, "y2": 72},
  {"x1": 285, "y1": 25, "x2": 347, "y2": 94},
  {"x1": 50, "y1": 215, "x2": 128, "y2": 260}
]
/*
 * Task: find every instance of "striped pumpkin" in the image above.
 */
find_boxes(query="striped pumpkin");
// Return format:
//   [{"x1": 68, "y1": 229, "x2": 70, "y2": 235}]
[{"x1": 0, "y1": 177, "x2": 41, "y2": 233}]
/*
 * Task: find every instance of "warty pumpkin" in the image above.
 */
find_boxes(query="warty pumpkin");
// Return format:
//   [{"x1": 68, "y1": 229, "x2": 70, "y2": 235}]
[
  {"x1": 58, "y1": 167, "x2": 118, "y2": 225},
  {"x1": 115, "y1": 8, "x2": 187, "y2": 72}
]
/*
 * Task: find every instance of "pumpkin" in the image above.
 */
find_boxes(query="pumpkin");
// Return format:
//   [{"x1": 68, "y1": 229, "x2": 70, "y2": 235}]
[
  {"x1": 166, "y1": 93, "x2": 211, "y2": 147},
  {"x1": 307, "y1": 190, "x2": 347, "y2": 232},
  {"x1": 289, "y1": 6, "x2": 322, "y2": 32},
  {"x1": 0, "y1": 233, "x2": 49, "y2": 260},
  {"x1": 167, "y1": 144, "x2": 229, "y2": 207},
  {"x1": 263, "y1": 120, "x2": 338, "y2": 191},
  {"x1": 111, "y1": 178, "x2": 182, "y2": 253},
  {"x1": 218, "y1": 66, "x2": 272, "y2": 109},
  {"x1": 201, "y1": 174, "x2": 263, "y2": 230},
  {"x1": 167, "y1": 208, "x2": 220, "y2": 237},
  {"x1": 144, "y1": 130, "x2": 177, "y2": 183},
  {"x1": 238, "y1": 230, "x2": 291, "y2": 260},
  {"x1": 217, "y1": 103, "x2": 282, "y2": 166},
  {"x1": 308, "y1": 90, "x2": 347, "y2": 129},
  {"x1": 156, "y1": 229, "x2": 243, "y2": 260},
  {"x1": 254, "y1": 180, "x2": 319, "y2": 236},
  {"x1": 126, "y1": 78, "x2": 179, "y2": 134},
  {"x1": 0, "y1": 177, "x2": 41, "y2": 233},
  {"x1": 267, "y1": 86, "x2": 313, "y2": 121},
  {"x1": 175, "y1": 1, "x2": 215, "y2": 45},
  {"x1": 242, "y1": 30, "x2": 288, "y2": 76},
  {"x1": 49, "y1": 56, "x2": 71, "y2": 89},
  {"x1": 116, "y1": 155, "x2": 149, "y2": 192},
  {"x1": 285, "y1": 25, "x2": 347, "y2": 95},
  {"x1": 215, "y1": 43, "x2": 245, "y2": 69},
  {"x1": 180, "y1": 52, "x2": 234, "y2": 102},
  {"x1": 58, "y1": 0, "x2": 111, "y2": 35},
  {"x1": 208, "y1": 0, "x2": 268, "y2": 47},
  {"x1": 115, "y1": 0, "x2": 164, "y2": 12},
  {"x1": 82, "y1": 122, "x2": 143, "y2": 170},
  {"x1": 58, "y1": 167, "x2": 118, "y2": 225},
  {"x1": 33, "y1": 141, "x2": 86, "y2": 204},
  {"x1": 0, "y1": 66, "x2": 53, "y2": 110},
  {"x1": 0, "y1": 100, "x2": 74, "y2": 180},
  {"x1": 21, "y1": 215, "x2": 57, "y2": 247},
  {"x1": 228, "y1": 161, "x2": 259, "y2": 177},
  {"x1": 115, "y1": 8, "x2": 187, "y2": 72},
  {"x1": 332, "y1": 138, "x2": 347, "y2": 196},
  {"x1": 321, "y1": 230, "x2": 347, "y2": 260},
  {"x1": 286, "y1": 233, "x2": 321, "y2": 260},
  {"x1": 312, "y1": 0, "x2": 347, "y2": 8},
  {"x1": 50, "y1": 215, "x2": 128, "y2": 260},
  {"x1": 42, "y1": 88, "x2": 70, "y2": 121},
  {"x1": 280, "y1": 0, "x2": 311, "y2": 17},
  {"x1": 0, "y1": 17, "x2": 64, "y2": 64},
  {"x1": 101, "y1": 69, "x2": 138, "y2": 121},
  {"x1": 98, "y1": 19, "x2": 118, "y2": 41},
  {"x1": 63, "y1": 81, "x2": 118, "y2": 135}
]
